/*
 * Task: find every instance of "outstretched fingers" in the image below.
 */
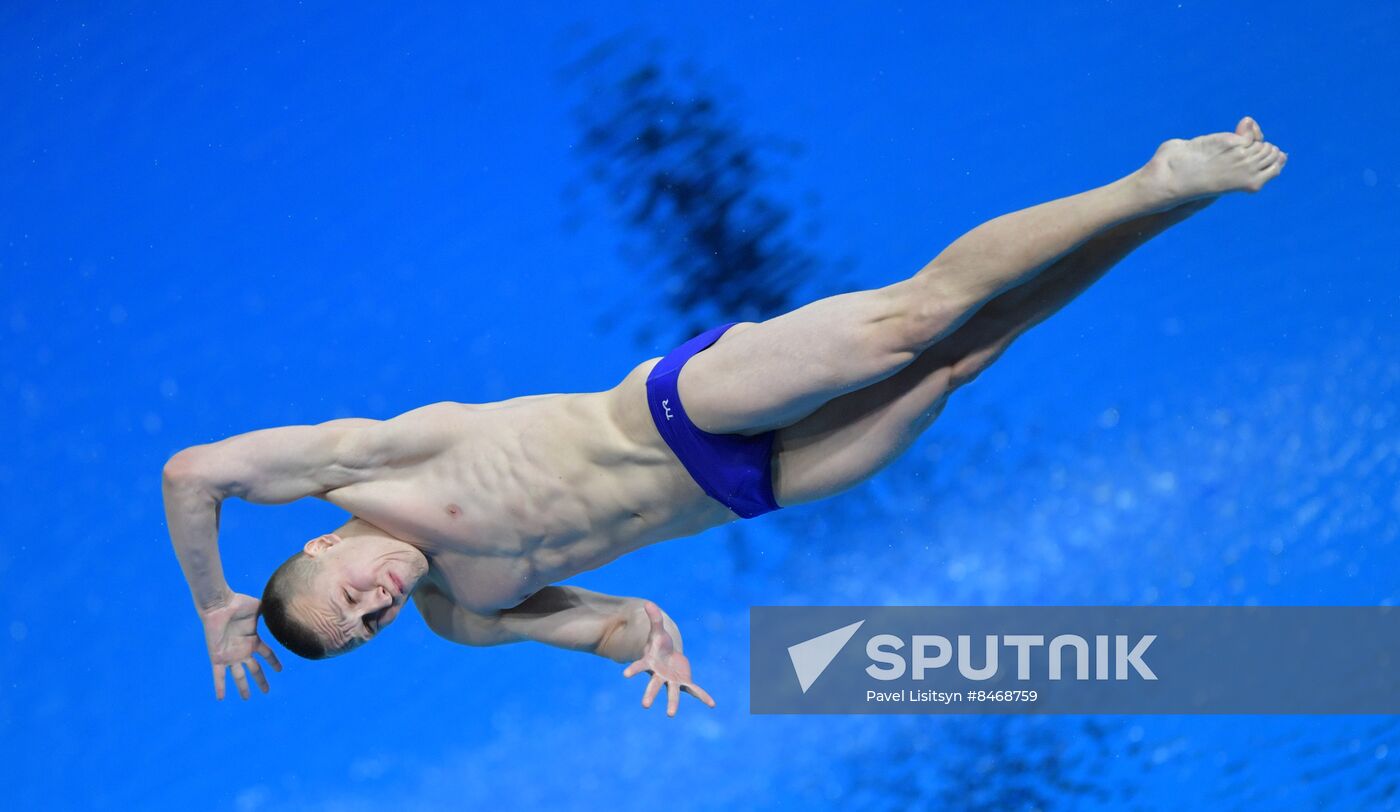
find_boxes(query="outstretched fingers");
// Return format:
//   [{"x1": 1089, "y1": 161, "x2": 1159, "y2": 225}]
[
  {"x1": 642, "y1": 674, "x2": 664, "y2": 709},
  {"x1": 623, "y1": 661, "x2": 716, "y2": 715},
  {"x1": 245, "y1": 658, "x2": 271, "y2": 694},
  {"x1": 231, "y1": 661, "x2": 251, "y2": 700},
  {"x1": 211, "y1": 649, "x2": 280, "y2": 702},
  {"x1": 257, "y1": 641, "x2": 283, "y2": 672},
  {"x1": 682, "y1": 682, "x2": 717, "y2": 708}
]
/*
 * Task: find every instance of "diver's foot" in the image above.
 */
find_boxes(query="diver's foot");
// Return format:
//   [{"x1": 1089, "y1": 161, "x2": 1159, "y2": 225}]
[
  {"x1": 1152, "y1": 118, "x2": 1267, "y2": 219},
  {"x1": 1236, "y1": 115, "x2": 1265, "y2": 142},
  {"x1": 1139, "y1": 117, "x2": 1286, "y2": 206}
]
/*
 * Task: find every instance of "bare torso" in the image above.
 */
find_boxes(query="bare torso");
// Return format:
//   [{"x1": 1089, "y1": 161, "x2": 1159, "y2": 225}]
[{"x1": 319, "y1": 357, "x2": 735, "y2": 613}]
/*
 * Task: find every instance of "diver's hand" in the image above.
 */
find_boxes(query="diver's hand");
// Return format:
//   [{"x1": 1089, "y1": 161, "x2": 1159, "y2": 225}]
[
  {"x1": 199, "y1": 592, "x2": 282, "y2": 700},
  {"x1": 621, "y1": 601, "x2": 716, "y2": 717}
]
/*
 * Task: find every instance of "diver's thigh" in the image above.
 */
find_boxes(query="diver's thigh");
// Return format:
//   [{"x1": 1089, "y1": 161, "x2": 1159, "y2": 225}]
[
  {"x1": 676, "y1": 285, "x2": 922, "y2": 435},
  {"x1": 770, "y1": 354, "x2": 954, "y2": 505}
]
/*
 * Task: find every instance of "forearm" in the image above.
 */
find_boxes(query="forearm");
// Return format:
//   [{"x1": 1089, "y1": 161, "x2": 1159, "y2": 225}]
[
  {"x1": 161, "y1": 458, "x2": 234, "y2": 613},
  {"x1": 499, "y1": 586, "x2": 682, "y2": 664},
  {"x1": 595, "y1": 599, "x2": 683, "y2": 664},
  {"x1": 499, "y1": 588, "x2": 709, "y2": 714}
]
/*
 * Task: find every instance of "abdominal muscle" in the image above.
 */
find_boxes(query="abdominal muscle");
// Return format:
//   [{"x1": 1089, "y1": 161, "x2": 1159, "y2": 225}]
[{"x1": 321, "y1": 363, "x2": 734, "y2": 612}]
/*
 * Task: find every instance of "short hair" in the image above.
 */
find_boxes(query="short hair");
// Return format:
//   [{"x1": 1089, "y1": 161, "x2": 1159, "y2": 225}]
[{"x1": 259, "y1": 551, "x2": 330, "y2": 660}]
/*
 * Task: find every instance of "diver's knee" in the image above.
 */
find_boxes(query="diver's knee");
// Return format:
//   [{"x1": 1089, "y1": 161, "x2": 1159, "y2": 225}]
[
  {"x1": 946, "y1": 350, "x2": 999, "y2": 390},
  {"x1": 887, "y1": 273, "x2": 982, "y2": 353}
]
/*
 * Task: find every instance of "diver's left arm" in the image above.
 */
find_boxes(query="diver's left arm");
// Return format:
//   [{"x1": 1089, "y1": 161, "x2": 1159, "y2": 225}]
[{"x1": 418, "y1": 584, "x2": 716, "y2": 716}]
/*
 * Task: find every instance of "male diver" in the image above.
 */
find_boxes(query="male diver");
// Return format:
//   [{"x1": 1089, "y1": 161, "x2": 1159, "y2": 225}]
[{"x1": 162, "y1": 118, "x2": 1286, "y2": 716}]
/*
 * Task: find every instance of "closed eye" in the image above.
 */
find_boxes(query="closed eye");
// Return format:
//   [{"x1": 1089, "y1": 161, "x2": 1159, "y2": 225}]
[{"x1": 343, "y1": 590, "x2": 373, "y2": 635}]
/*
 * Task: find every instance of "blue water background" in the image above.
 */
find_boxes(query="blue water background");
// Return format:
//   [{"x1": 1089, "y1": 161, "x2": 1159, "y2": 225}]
[{"x1": 2, "y1": 2, "x2": 1397, "y2": 809}]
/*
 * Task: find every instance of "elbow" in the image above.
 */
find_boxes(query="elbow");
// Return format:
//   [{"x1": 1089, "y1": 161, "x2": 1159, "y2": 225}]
[{"x1": 162, "y1": 447, "x2": 208, "y2": 488}]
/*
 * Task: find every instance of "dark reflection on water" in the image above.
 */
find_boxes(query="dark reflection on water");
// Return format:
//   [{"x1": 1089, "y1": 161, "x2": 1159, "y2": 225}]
[{"x1": 561, "y1": 33, "x2": 844, "y2": 346}]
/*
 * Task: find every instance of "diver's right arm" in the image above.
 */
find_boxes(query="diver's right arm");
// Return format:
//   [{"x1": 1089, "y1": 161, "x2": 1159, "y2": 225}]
[
  {"x1": 162, "y1": 421, "x2": 372, "y2": 610},
  {"x1": 161, "y1": 420, "x2": 373, "y2": 699}
]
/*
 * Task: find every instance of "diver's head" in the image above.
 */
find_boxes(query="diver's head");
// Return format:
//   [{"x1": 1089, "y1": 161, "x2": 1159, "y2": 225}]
[{"x1": 260, "y1": 529, "x2": 430, "y2": 659}]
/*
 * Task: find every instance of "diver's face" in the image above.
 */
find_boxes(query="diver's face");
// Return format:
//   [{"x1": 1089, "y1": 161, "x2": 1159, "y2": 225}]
[{"x1": 296, "y1": 532, "x2": 429, "y2": 654}]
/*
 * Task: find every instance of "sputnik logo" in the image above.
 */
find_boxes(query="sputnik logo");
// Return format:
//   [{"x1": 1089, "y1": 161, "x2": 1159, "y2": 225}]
[{"x1": 787, "y1": 620, "x2": 865, "y2": 693}]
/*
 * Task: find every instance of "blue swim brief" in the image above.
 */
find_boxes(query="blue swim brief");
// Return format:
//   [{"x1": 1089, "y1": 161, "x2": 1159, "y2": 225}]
[{"x1": 645, "y1": 322, "x2": 782, "y2": 519}]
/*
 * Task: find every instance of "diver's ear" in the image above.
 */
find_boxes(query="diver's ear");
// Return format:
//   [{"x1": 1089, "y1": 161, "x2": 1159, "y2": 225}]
[{"x1": 303, "y1": 533, "x2": 343, "y2": 556}]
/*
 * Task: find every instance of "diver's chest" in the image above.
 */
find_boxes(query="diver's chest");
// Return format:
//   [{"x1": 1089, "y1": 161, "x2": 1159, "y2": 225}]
[{"x1": 429, "y1": 551, "x2": 540, "y2": 612}]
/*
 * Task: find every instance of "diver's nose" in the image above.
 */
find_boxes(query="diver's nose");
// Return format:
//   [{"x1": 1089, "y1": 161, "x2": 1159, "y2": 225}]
[{"x1": 357, "y1": 584, "x2": 391, "y2": 610}]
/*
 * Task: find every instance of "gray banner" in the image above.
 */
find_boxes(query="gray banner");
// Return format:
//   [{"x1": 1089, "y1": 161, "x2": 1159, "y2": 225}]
[{"x1": 750, "y1": 606, "x2": 1400, "y2": 714}]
